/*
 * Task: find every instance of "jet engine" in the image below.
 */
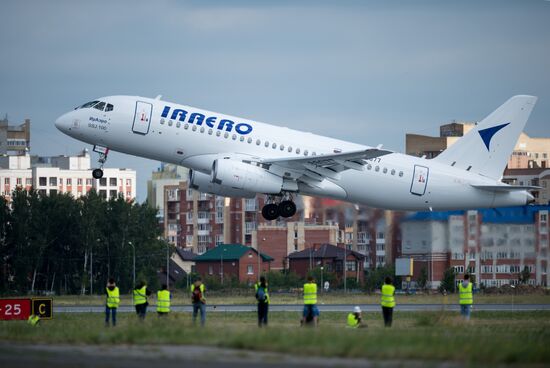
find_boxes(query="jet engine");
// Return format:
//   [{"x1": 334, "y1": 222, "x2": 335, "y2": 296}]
[
  {"x1": 189, "y1": 170, "x2": 256, "y2": 198},
  {"x1": 211, "y1": 159, "x2": 283, "y2": 194}
]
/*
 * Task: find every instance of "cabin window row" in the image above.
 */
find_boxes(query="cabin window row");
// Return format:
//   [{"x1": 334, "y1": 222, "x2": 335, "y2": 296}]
[
  {"x1": 366, "y1": 164, "x2": 404, "y2": 177},
  {"x1": 160, "y1": 118, "x2": 317, "y2": 156}
]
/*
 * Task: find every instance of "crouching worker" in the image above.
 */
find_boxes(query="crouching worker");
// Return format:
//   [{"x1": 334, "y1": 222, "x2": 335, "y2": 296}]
[
  {"x1": 347, "y1": 306, "x2": 366, "y2": 328},
  {"x1": 105, "y1": 278, "x2": 120, "y2": 326},
  {"x1": 27, "y1": 314, "x2": 40, "y2": 326}
]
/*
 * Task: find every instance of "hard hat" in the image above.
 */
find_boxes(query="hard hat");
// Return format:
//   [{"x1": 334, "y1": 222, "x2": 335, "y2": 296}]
[{"x1": 353, "y1": 306, "x2": 361, "y2": 313}]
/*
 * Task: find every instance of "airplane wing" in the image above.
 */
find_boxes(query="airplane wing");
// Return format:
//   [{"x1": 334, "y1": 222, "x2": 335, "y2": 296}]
[{"x1": 261, "y1": 148, "x2": 393, "y2": 182}]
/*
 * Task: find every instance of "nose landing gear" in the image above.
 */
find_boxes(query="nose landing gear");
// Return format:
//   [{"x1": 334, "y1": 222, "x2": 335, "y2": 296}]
[
  {"x1": 261, "y1": 195, "x2": 297, "y2": 220},
  {"x1": 92, "y1": 145, "x2": 109, "y2": 179}
]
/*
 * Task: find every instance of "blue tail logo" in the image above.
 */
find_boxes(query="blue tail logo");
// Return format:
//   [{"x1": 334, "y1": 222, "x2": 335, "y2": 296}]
[{"x1": 478, "y1": 122, "x2": 510, "y2": 151}]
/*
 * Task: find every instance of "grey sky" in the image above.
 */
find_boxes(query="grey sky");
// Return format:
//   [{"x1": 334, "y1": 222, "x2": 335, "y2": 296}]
[{"x1": 1, "y1": 0, "x2": 549, "y2": 201}]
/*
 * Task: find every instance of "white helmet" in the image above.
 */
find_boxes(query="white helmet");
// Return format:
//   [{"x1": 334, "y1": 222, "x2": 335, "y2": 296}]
[{"x1": 353, "y1": 306, "x2": 361, "y2": 314}]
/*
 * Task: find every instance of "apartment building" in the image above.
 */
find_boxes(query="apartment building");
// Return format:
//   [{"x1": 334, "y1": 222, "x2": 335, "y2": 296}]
[
  {"x1": 0, "y1": 116, "x2": 31, "y2": 155},
  {"x1": 401, "y1": 206, "x2": 550, "y2": 288},
  {"x1": 0, "y1": 150, "x2": 136, "y2": 201}
]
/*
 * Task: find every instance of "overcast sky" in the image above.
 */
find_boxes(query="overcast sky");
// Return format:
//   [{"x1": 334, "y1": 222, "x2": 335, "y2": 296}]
[{"x1": 1, "y1": 0, "x2": 549, "y2": 201}]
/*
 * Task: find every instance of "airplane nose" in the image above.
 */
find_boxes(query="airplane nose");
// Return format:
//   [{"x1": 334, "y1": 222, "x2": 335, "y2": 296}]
[{"x1": 55, "y1": 113, "x2": 70, "y2": 132}]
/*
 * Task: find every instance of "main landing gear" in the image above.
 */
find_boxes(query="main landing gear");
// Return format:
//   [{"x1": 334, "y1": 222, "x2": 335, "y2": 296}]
[
  {"x1": 261, "y1": 195, "x2": 297, "y2": 221},
  {"x1": 92, "y1": 145, "x2": 109, "y2": 179}
]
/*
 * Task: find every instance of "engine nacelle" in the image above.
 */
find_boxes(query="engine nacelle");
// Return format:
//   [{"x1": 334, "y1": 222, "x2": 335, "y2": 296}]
[
  {"x1": 189, "y1": 170, "x2": 256, "y2": 198},
  {"x1": 211, "y1": 159, "x2": 283, "y2": 194}
]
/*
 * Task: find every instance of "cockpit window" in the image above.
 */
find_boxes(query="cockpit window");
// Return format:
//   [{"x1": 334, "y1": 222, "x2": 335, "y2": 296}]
[
  {"x1": 105, "y1": 103, "x2": 114, "y2": 112},
  {"x1": 94, "y1": 102, "x2": 106, "y2": 111},
  {"x1": 78, "y1": 100, "x2": 100, "y2": 109}
]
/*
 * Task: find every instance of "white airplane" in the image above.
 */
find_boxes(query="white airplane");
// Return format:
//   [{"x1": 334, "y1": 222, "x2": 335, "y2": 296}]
[{"x1": 55, "y1": 95, "x2": 538, "y2": 220}]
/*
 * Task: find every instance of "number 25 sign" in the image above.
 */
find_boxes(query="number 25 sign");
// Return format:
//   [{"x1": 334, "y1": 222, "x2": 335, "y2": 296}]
[{"x1": 0, "y1": 299, "x2": 32, "y2": 320}]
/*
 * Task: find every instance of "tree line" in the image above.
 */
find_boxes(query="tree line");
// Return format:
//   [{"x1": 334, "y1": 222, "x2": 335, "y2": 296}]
[{"x1": 0, "y1": 189, "x2": 169, "y2": 295}]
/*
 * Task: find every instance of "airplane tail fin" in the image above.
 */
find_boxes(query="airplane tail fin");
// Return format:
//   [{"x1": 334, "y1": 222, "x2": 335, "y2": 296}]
[{"x1": 434, "y1": 95, "x2": 537, "y2": 180}]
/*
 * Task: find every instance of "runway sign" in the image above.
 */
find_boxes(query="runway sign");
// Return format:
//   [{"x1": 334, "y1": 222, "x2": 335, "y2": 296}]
[
  {"x1": 0, "y1": 298, "x2": 32, "y2": 320},
  {"x1": 32, "y1": 298, "x2": 53, "y2": 319}
]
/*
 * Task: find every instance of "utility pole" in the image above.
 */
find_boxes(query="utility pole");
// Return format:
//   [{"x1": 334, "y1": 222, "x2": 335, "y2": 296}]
[
  {"x1": 90, "y1": 248, "x2": 93, "y2": 295},
  {"x1": 166, "y1": 242, "x2": 170, "y2": 288},
  {"x1": 343, "y1": 245, "x2": 347, "y2": 293},
  {"x1": 129, "y1": 241, "x2": 135, "y2": 288}
]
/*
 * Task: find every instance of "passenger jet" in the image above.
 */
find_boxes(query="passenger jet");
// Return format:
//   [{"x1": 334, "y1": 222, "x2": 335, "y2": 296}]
[{"x1": 55, "y1": 95, "x2": 538, "y2": 220}]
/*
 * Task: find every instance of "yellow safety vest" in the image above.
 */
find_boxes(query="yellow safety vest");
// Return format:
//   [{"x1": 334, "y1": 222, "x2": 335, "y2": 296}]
[
  {"x1": 27, "y1": 315, "x2": 40, "y2": 326},
  {"x1": 133, "y1": 286, "x2": 147, "y2": 305},
  {"x1": 458, "y1": 282, "x2": 473, "y2": 305},
  {"x1": 347, "y1": 313, "x2": 359, "y2": 328},
  {"x1": 106, "y1": 286, "x2": 120, "y2": 308},
  {"x1": 157, "y1": 290, "x2": 171, "y2": 313},
  {"x1": 381, "y1": 284, "x2": 396, "y2": 308},
  {"x1": 303, "y1": 282, "x2": 317, "y2": 305},
  {"x1": 254, "y1": 282, "x2": 270, "y2": 304},
  {"x1": 190, "y1": 283, "x2": 206, "y2": 303}
]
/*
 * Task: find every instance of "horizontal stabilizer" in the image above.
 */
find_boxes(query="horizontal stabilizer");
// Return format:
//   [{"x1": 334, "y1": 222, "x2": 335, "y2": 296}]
[{"x1": 471, "y1": 184, "x2": 541, "y2": 192}]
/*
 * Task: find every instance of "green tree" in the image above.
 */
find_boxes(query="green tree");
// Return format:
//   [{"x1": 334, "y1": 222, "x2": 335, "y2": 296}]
[
  {"x1": 364, "y1": 265, "x2": 396, "y2": 292},
  {"x1": 417, "y1": 267, "x2": 428, "y2": 290},
  {"x1": 440, "y1": 267, "x2": 457, "y2": 293},
  {"x1": 519, "y1": 266, "x2": 531, "y2": 284}
]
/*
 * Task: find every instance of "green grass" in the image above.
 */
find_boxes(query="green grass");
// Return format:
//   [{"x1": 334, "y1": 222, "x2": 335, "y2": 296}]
[
  {"x1": 37, "y1": 291, "x2": 550, "y2": 306},
  {"x1": 1, "y1": 311, "x2": 550, "y2": 365}
]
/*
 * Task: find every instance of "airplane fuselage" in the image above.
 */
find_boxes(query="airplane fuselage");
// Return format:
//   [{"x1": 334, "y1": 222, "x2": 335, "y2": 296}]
[{"x1": 55, "y1": 95, "x2": 531, "y2": 210}]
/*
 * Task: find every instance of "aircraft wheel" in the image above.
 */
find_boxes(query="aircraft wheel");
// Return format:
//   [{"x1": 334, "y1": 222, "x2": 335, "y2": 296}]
[
  {"x1": 261, "y1": 203, "x2": 279, "y2": 220},
  {"x1": 92, "y1": 168, "x2": 104, "y2": 179},
  {"x1": 278, "y1": 200, "x2": 297, "y2": 218}
]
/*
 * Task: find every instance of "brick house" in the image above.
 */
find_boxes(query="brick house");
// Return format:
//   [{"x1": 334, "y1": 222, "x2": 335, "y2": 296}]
[
  {"x1": 288, "y1": 243, "x2": 365, "y2": 283},
  {"x1": 194, "y1": 244, "x2": 273, "y2": 284}
]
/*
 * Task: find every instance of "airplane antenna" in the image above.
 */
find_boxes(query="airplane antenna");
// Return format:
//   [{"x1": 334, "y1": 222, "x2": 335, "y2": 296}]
[{"x1": 155, "y1": 95, "x2": 162, "y2": 100}]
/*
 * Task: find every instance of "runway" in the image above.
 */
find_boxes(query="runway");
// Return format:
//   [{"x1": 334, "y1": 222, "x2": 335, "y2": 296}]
[{"x1": 54, "y1": 303, "x2": 550, "y2": 313}]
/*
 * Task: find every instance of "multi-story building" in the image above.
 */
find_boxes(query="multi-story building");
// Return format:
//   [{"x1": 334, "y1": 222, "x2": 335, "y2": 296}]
[
  {"x1": 147, "y1": 163, "x2": 188, "y2": 226},
  {"x1": 307, "y1": 197, "x2": 402, "y2": 269},
  {"x1": 401, "y1": 206, "x2": 549, "y2": 288},
  {"x1": 503, "y1": 168, "x2": 550, "y2": 205},
  {"x1": 508, "y1": 132, "x2": 550, "y2": 169},
  {"x1": 256, "y1": 222, "x2": 341, "y2": 270},
  {"x1": 406, "y1": 122, "x2": 474, "y2": 158},
  {"x1": 0, "y1": 150, "x2": 136, "y2": 201},
  {"x1": 407, "y1": 122, "x2": 550, "y2": 171},
  {"x1": 0, "y1": 115, "x2": 31, "y2": 155}
]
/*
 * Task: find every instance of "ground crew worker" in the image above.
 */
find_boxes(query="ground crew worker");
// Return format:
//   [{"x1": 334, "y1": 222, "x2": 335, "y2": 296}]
[
  {"x1": 458, "y1": 274, "x2": 473, "y2": 320},
  {"x1": 381, "y1": 276, "x2": 395, "y2": 327},
  {"x1": 156, "y1": 283, "x2": 171, "y2": 316},
  {"x1": 301, "y1": 276, "x2": 319, "y2": 326},
  {"x1": 27, "y1": 314, "x2": 40, "y2": 326},
  {"x1": 133, "y1": 281, "x2": 150, "y2": 320},
  {"x1": 255, "y1": 276, "x2": 270, "y2": 327},
  {"x1": 347, "y1": 306, "x2": 366, "y2": 328},
  {"x1": 191, "y1": 277, "x2": 206, "y2": 326},
  {"x1": 105, "y1": 278, "x2": 119, "y2": 327}
]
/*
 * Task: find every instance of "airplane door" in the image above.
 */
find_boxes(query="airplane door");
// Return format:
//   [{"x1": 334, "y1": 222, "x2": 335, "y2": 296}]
[
  {"x1": 132, "y1": 101, "x2": 153, "y2": 135},
  {"x1": 410, "y1": 165, "x2": 429, "y2": 196}
]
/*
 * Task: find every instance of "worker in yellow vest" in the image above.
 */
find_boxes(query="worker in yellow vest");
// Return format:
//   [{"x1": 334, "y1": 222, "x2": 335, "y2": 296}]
[
  {"x1": 458, "y1": 274, "x2": 473, "y2": 320},
  {"x1": 133, "y1": 281, "x2": 150, "y2": 320},
  {"x1": 105, "y1": 278, "x2": 120, "y2": 327},
  {"x1": 254, "y1": 276, "x2": 270, "y2": 327},
  {"x1": 347, "y1": 306, "x2": 366, "y2": 328},
  {"x1": 301, "y1": 276, "x2": 319, "y2": 326},
  {"x1": 380, "y1": 277, "x2": 395, "y2": 327},
  {"x1": 191, "y1": 277, "x2": 206, "y2": 326},
  {"x1": 156, "y1": 283, "x2": 171, "y2": 317}
]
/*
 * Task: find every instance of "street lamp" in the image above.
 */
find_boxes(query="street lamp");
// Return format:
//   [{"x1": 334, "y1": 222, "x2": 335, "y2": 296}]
[
  {"x1": 128, "y1": 241, "x2": 135, "y2": 288},
  {"x1": 220, "y1": 247, "x2": 226, "y2": 285},
  {"x1": 166, "y1": 241, "x2": 170, "y2": 288},
  {"x1": 259, "y1": 237, "x2": 266, "y2": 282},
  {"x1": 320, "y1": 266, "x2": 324, "y2": 293}
]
